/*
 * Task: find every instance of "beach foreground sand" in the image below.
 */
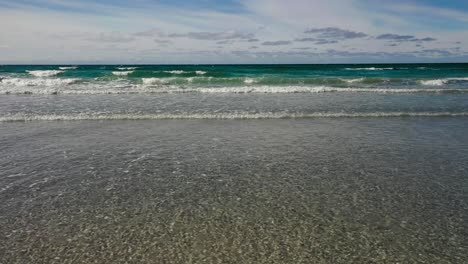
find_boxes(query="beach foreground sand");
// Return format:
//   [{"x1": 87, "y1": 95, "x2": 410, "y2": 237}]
[{"x1": 1, "y1": 119, "x2": 467, "y2": 263}]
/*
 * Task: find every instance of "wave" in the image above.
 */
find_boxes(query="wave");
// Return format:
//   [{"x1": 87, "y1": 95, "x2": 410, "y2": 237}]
[
  {"x1": 27, "y1": 70, "x2": 64, "y2": 77},
  {"x1": 1, "y1": 84, "x2": 468, "y2": 95},
  {"x1": 420, "y1": 78, "x2": 468, "y2": 86},
  {"x1": 112, "y1": 71, "x2": 134, "y2": 76},
  {"x1": 196, "y1": 71, "x2": 207, "y2": 75},
  {"x1": 2, "y1": 111, "x2": 468, "y2": 122},
  {"x1": 164, "y1": 70, "x2": 186, "y2": 74},
  {"x1": 175, "y1": 86, "x2": 468, "y2": 94},
  {"x1": 0, "y1": 78, "x2": 80, "y2": 87},
  {"x1": 342, "y1": 78, "x2": 365, "y2": 83},
  {"x1": 244, "y1": 78, "x2": 256, "y2": 84},
  {"x1": 344, "y1": 67, "x2": 394, "y2": 71},
  {"x1": 142, "y1": 78, "x2": 171, "y2": 85},
  {"x1": 59, "y1": 67, "x2": 78, "y2": 70},
  {"x1": 420, "y1": 79, "x2": 448, "y2": 86},
  {"x1": 117, "y1": 67, "x2": 138, "y2": 70}
]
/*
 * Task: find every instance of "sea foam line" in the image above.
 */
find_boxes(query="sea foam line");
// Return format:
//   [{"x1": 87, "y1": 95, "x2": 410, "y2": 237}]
[
  {"x1": 1, "y1": 85, "x2": 468, "y2": 95},
  {"x1": 1, "y1": 112, "x2": 468, "y2": 122},
  {"x1": 344, "y1": 67, "x2": 394, "y2": 71}
]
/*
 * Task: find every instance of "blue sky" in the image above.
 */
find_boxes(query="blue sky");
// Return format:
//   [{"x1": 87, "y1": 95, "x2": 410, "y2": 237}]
[{"x1": 0, "y1": 0, "x2": 467, "y2": 64}]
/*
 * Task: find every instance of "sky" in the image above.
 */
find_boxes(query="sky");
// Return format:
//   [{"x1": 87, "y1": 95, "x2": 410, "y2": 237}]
[{"x1": 0, "y1": 0, "x2": 467, "y2": 64}]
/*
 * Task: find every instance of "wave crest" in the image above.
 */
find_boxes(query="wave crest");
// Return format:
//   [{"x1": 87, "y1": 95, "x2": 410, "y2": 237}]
[
  {"x1": 112, "y1": 71, "x2": 134, "y2": 76},
  {"x1": 142, "y1": 78, "x2": 170, "y2": 85},
  {"x1": 164, "y1": 70, "x2": 186, "y2": 74},
  {"x1": 27, "y1": 70, "x2": 64, "y2": 77},
  {"x1": 344, "y1": 67, "x2": 394, "y2": 71},
  {"x1": 0, "y1": 77, "x2": 80, "y2": 87}
]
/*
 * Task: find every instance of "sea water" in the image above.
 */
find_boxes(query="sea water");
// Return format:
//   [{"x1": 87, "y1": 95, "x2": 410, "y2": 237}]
[{"x1": 0, "y1": 64, "x2": 467, "y2": 263}]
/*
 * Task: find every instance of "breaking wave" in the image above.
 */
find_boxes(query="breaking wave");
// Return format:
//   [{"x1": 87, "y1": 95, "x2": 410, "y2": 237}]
[
  {"x1": 244, "y1": 78, "x2": 256, "y2": 84},
  {"x1": 164, "y1": 70, "x2": 186, "y2": 74},
  {"x1": 59, "y1": 66, "x2": 78, "y2": 70},
  {"x1": 27, "y1": 70, "x2": 64, "y2": 77},
  {"x1": 117, "y1": 67, "x2": 138, "y2": 70},
  {"x1": 0, "y1": 78, "x2": 80, "y2": 87},
  {"x1": 142, "y1": 78, "x2": 171, "y2": 85},
  {"x1": 420, "y1": 79, "x2": 448, "y2": 86},
  {"x1": 112, "y1": 71, "x2": 134, "y2": 76},
  {"x1": 2, "y1": 111, "x2": 468, "y2": 122},
  {"x1": 1, "y1": 83, "x2": 467, "y2": 95},
  {"x1": 420, "y1": 78, "x2": 468, "y2": 86},
  {"x1": 344, "y1": 67, "x2": 394, "y2": 71}
]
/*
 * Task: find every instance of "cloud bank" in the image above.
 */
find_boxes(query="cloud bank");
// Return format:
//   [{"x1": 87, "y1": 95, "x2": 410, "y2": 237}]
[{"x1": 0, "y1": 0, "x2": 466, "y2": 63}]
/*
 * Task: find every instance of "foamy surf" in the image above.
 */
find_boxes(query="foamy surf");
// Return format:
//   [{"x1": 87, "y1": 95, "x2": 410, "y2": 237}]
[
  {"x1": 420, "y1": 79, "x2": 448, "y2": 86},
  {"x1": 0, "y1": 78, "x2": 80, "y2": 87},
  {"x1": 59, "y1": 67, "x2": 78, "y2": 70},
  {"x1": 420, "y1": 78, "x2": 468, "y2": 86},
  {"x1": 164, "y1": 70, "x2": 186, "y2": 74},
  {"x1": 342, "y1": 78, "x2": 365, "y2": 83},
  {"x1": 1, "y1": 83, "x2": 468, "y2": 95},
  {"x1": 112, "y1": 71, "x2": 134, "y2": 76},
  {"x1": 244, "y1": 78, "x2": 256, "y2": 84},
  {"x1": 345, "y1": 67, "x2": 394, "y2": 71},
  {"x1": 27, "y1": 70, "x2": 64, "y2": 77},
  {"x1": 142, "y1": 78, "x2": 171, "y2": 85},
  {"x1": 2, "y1": 111, "x2": 468, "y2": 122}
]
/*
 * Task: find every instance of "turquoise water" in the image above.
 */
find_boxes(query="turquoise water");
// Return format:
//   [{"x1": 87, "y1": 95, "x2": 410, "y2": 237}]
[
  {"x1": 1, "y1": 64, "x2": 468, "y2": 121},
  {"x1": 1, "y1": 64, "x2": 468, "y2": 92}
]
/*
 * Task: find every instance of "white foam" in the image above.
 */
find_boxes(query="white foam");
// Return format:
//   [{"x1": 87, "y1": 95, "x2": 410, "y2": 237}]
[
  {"x1": 164, "y1": 70, "x2": 185, "y2": 74},
  {"x1": 419, "y1": 79, "x2": 448, "y2": 86},
  {"x1": 59, "y1": 67, "x2": 78, "y2": 70},
  {"x1": 117, "y1": 67, "x2": 138, "y2": 70},
  {"x1": 142, "y1": 78, "x2": 170, "y2": 85},
  {"x1": 448, "y1": 77, "x2": 468, "y2": 81},
  {"x1": 196, "y1": 71, "x2": 207, "y2": 75},
  {"x1": 0, "y1": 77, "x2": 80, "y2": 87},
  {"x1": 27, "y1": 70, "x2": 64, "y2": 77},
  {"x1": 343, "y1": 78, "x2": 365, "y2": 83},
  {"x1": 112, "y1": 71, "x2": 134, "y2": 76},
  {"x1": 2, "y1": 111, "x2": 467, "y2": 122},
  {"x1": 163, "y1": 86, "x2": 468, "y2": 94},
  {"x1": 420, "y1": 78, "x2": 468, "y2": 86},
  {"x1": 345, "y1": 67, "x2": 394, "y2": 71},
  {"x1": 244, "y1": 78, "x2": 256, "y2": 84},
  {"x1": 1, "y1": 83, "x2": 467, "y2": 95}
]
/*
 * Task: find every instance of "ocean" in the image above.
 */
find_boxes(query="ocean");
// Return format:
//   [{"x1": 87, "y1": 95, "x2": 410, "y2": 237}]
[{"x1": 1, "y1": 64, "x2": 468, "y2": 263}]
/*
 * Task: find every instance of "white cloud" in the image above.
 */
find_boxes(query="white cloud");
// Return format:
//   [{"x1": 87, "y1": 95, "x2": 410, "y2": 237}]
[{"x1": 0, "y1": 0, "x2": 466, "y2": 63}]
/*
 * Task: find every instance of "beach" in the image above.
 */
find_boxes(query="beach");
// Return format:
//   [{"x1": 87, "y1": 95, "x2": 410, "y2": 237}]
[
  {"x1": 1, "y1": 118, "x2": 467, "y2": 263},
  {"x1": 1, "y1": 64, "x2": 468, "y2": 263}
]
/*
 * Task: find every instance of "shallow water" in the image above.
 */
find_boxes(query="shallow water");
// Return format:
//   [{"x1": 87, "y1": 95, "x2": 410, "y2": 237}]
[{"x1": 1, "y1": 118, "x2": 467, "y2": 263}]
